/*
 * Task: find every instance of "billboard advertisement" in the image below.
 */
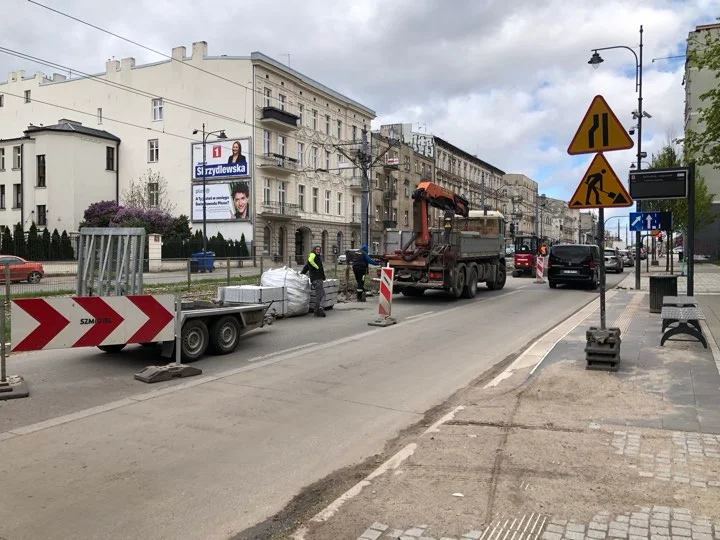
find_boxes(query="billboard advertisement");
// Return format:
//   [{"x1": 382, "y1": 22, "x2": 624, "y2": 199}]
[
  {"x1": 191, "y1": 181, "x2": 251, "y2": 222},
  {"x1": 192, "y1": 136, "x2": 252, "y2": 180}
]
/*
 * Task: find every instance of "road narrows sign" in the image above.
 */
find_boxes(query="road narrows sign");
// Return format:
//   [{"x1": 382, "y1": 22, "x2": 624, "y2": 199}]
[
  {"x1": 567, "y1": 95, "x2": 635, "y2": 155},
  {"x1": 11, "y1": 295, "x2": 176, "y2": 352},
  {"x1": 568, "y1": 153, "x2": 633, "y2": 209}
]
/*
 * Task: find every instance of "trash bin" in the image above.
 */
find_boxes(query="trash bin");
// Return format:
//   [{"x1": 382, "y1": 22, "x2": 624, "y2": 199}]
[
  {"x1": 190, "y1": 258, "x2": 199, "y2": 273},
  {"x1": 649, "y1": 274, "x2": 678, "y2": 313},
  {"x1": 191, "y1": 251, "x2": 215, "y2": 273}
]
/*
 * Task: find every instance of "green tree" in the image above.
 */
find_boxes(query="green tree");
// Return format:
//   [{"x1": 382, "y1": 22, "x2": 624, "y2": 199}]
[
  {"x1": 60, "y1": 231, "x2": 74, "y2": 260},
  {"x1": 26, "y1": 222, "x2": 40, "y2": 260},
  {"x1": 13, "y1": 223, "x2": 26, "y2": 258},
  {"x1": 1, "y1": 227, "x2": 13, "y2": 255},
  {"x1": 41, "y1": 227, "x2": 51, "y2": 260},
  {"x1": 238, "y1": 233, "x2": 249, "y2": 257},
  {"x1": 683, "y1": 24, "x2": 720, "y2": 167},
  {"x1": 50, "y1": 229, "x2": 62, "y2": 260}
]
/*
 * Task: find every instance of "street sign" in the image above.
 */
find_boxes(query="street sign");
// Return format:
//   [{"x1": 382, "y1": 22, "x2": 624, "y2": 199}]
[
  {"x1": 568, "y1": 153, "x2": 633, "y2": 209},
  {"x1": 567, "y1": 95, "x2": 635, "y2": 155},
  {"x1": 628, "y1": 167, "x2": 688, "y2": 200},
  {"x1": 11, "y1": 295, "x2": 175, "y2": 352},
  {"x1": 629, "y1": 211, "x2": 661, "y2": 232}
]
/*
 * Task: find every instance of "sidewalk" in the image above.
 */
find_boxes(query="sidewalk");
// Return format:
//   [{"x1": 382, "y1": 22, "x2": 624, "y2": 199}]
[
  {"x1": 294, "y1": 288, "x2": 720, "y2": 540},
  {"x1": 617, "y1": 256, "x2": 720, "y2": 294}
]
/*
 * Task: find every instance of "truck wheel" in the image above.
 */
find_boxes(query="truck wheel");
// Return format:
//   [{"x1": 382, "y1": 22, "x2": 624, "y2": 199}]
[
  {"x1": 209, "y1": 316, "x2": 241, "y2": 355},
  {"x1": 461, "y1": 268, "x2": 478, "y2": 299},
  {"x1": 451, "y1": 265, "x2": 465, "y2": 299},
  {"x1": 181, "y1": 319, "x2": 209, "y2": 362},
  {"x1": 98, "y1": 344, "x2": 126, "y2": 353},
  {"x1": 487, "y1": 263, "x2": 506, "y2": 290}
]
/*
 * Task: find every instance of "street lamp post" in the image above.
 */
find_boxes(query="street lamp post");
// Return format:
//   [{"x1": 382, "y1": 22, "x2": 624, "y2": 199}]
[
  {"x1": 192, "y1": 124, "x2": 227, "y2": 252},
  {"x1": 589, "y1": 24, "x2": 644, "y2": 290}
]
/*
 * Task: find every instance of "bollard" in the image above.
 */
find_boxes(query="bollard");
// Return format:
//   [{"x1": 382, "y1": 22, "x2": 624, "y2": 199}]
[
  {"x1": 368, "y1": 266, "x2": 396, "y2": 327},
  {"x1": 534, "y1": 256, "x2": 546, "y2": 284},
  {"x1": 259, "y1": 257, "x2": 264, "y2": 285},
  {"x1": 0, "y1": 302, "x2": 30, "y2": 400}
]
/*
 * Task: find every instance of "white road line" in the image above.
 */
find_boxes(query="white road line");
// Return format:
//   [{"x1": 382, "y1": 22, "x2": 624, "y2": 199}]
[
  {"x1": 406, "y1": 311, "x2": 435, "y2": 320},
  {"x1": 247, "y1": 342, "x2": 319, "y2": 362},
  {"x1": 423, "y1": 405, "x2": 465, "y2": 434}
]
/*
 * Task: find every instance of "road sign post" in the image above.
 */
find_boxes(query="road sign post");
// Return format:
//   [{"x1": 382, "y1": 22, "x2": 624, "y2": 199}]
[{"x1": 0, "y1": 302, "x2": 29, "y2": 401}]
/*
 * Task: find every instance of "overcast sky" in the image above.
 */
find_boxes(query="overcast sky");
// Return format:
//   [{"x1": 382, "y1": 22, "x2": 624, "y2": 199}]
[{"x1": 2, "y1": 0, "x2": 717, "y2": 229}]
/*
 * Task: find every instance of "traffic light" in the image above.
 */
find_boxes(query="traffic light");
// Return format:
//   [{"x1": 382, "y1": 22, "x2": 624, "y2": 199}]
[
  {"x1": 657, "y1": 233, "x2": 663, "y2": 242},
  {"x1": 510, "y1": 222, "x2": 516, "y2": 238}
]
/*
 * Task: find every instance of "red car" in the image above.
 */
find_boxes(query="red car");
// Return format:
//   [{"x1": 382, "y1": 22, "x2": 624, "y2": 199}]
[{"x1": 0, "y1": 255, "x2": 45, "y2": 284}]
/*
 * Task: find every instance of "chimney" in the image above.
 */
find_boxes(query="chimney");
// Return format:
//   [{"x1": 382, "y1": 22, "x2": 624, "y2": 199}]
[
  {"x1": 52, "y1": 73, "x2": 67, "y2": 82},
  {"x1": 59, "y1": 118, "x2": 82, "y2": 126},
  {"x1": 105, "y1": 59, "x2": 120, "y2": 73},
  {"x1": 121, "y1": 57, "x2": 136, "y2": 71},
  {"x1": 35, "y1": 71, "x2": 46, "y2": 81},
  {"x1": 172, "y1": 46, "x2": 186, "y2": 60},
  {"x1": 191, "y1": 41, "x2": 208, "y2": 60}
]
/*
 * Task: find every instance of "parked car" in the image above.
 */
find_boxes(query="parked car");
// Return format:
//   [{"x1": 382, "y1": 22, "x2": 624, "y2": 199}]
[
  {"x1": 604, "y1": 248, "x2": 624, "y2": 274},
  {"x1": 338, "y1": 254, "x2": 347, "y2": 264},
  {"x1": 619, "y1": 249, "x2": 635, "y2": 267},
  {"x1": 547, "y1": 244, "x2": 601, "y2": 289},
  {"x1": 0, "y1": 255, "x2": 45, "y2": 284}
]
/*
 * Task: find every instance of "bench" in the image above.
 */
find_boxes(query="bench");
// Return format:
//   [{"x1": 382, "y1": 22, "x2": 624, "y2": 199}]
[
  {"x1": 662, "y1": 295, "x2": 698, "y2": 307},
  {"x1": 660, "y1": 306, "x2": 708, "y2": 349}
]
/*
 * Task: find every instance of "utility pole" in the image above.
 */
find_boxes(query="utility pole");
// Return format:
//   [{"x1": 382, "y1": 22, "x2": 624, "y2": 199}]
[{"x1": 360, "y1": 128, "x2": 371, "y2": 247}]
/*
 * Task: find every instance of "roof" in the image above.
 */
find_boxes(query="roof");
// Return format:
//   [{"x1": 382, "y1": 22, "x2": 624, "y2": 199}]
[
  {"x1": 24, "y1": 120, "x2": 121, "y2": 142},
  {"x1": 433, "y1": 136, "x2": 506, "y2": 176},
  {"x1": 249, "y1": 52, "x2": 376, "y2": 118}
]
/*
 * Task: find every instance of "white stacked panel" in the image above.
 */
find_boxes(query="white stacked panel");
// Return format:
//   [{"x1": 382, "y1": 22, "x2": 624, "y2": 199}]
[
  {"x1": 217, "y1": 285, "x2": 287, "y2": 316},
  {"x1": 309, "y1": 279, "x2": 339, "y2": 310}
]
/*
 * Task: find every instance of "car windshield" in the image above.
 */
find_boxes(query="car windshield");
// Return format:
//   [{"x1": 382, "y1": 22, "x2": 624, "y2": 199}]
[
  {"x1": 604, "y1": 250, "x2": 616, "y2": 256},
  {"x1": 550, "y1": 246, "x2": 592, "y2": 264}
]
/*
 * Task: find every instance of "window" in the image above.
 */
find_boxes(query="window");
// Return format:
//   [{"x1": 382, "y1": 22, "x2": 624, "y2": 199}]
[
  {"x1": 297, "y1": 142, "x2": 304, "y2": 164},
  {"x1": 278, "y1": 135, "x2": 286, "y2": 156},
  {"x1": 97, "y1": 107, "x2": 102, "y2": 125},
  {"x1": 263, "y1": 130, "x2": 271, "y2": 154},
  {"x1": 13, "y1": 184, "x2": 21, "y2": 208},
  {"x1": 325, "y1": 150, "x2": 330, "y2": 170},
  {"x1": 152, "y1": 98, "x2": 163, "y2": 121},
  {"x1": 0, "y1": 186, "x2": 5, "y2": 209},
  {"x1": 375, "y1": 205, "x2": 381, "y2": 221},
  {"x1": 36, "y1": 155, "x2": 46, "y2": 187},
  {"x1": 312, "y1": 187, "x2": 319, "y2": 213},
  {"x1": 337, "y1": 192, "x2": 343, "y2": 215},
  {"x1": 298, "y1": 104, "x2": 304, "y2": 125},
  {"x1": 311, "y1": 146, "x2": 318, "y2": 169},
  {"x1": 352, "y1": 125, "x2": 357, "y2": 141},
  {"x1": 36, "y1": 205, "x2": 47, "y2": 226},
  {"x1": 298, "y1": 184, "x2": 306, "y2": 211},
  {"x1": 263, "y1": 179, "x2": 271, "y2": 204},
  {"x1": 148, "y1": 139, "x2": 159, "y2": 163},
  {"x1": 264, "y1": 87, "x2": 272, "y2": 107},
  {"x1": 336, "y1": 154, "x2": 343, "y2": 174},
  {"x1": 324, "y1": 190, "x2": 331, "y2": 213},
  {"x1": 278, "y1": 94, "x2": 286, "y2": 111},
  {"x1": 0, "y1": 148, "x2": 4, "y2": 170},
  {"x1": 312, "y1": 109, "x2": 318, "y2": 130},
  {"x1": 106, "y1": 146, "x2": 115, "y2": 171},
  {"x1": 325, "y1": 115, "x2": 330, "y2": 134},
  {"x1": 392, "y1": 208, "x2": 397, "y2": 222},
  {"x1": 24, "y1": 90, "x2": 31, "y2": 103},
  {"x1": 12, "y1": 146, "x2": 21, "y2": 169},
  {"x1": 0, "y1": 94, "x2": 4, "y2": 107},
  {"x1": 404, "y1": 210, "x2": 409, "y2": 226},
  {"x1": 337, "y1": 120, "x2": 342, "y2": 139},
  {"x1": 278, "y1": 181, "x2": 287, "y2": 205},
  {"x1": 351, "y1": 196, "x2": 357, "y2": 216},
  {"x1": 147, "y1": 182, "x2": 159, "y2": 207}
]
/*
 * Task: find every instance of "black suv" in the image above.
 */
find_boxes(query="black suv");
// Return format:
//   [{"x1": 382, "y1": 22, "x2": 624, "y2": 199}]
[{"x1": 547, "y1": 244, "x2": 601, "y2": 289}]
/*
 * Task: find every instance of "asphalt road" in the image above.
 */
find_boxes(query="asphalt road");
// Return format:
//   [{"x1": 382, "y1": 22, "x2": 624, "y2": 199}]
[{"x1": 0, "y1": 271, "x2": 625, "y2": 540}]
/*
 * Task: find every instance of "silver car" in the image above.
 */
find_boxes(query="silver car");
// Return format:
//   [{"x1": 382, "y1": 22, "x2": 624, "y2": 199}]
[
  {"x1": 619, "y1": 249, "x2": 635, "y2": 267},
  {"x1": 603, "y1": 248, "x2": 623, "y2": 273}
]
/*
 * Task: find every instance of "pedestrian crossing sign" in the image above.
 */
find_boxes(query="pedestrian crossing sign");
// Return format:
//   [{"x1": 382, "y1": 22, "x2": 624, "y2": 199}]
[{"x1": 568, "y1": 153, "x2": 633, "y2": 209}]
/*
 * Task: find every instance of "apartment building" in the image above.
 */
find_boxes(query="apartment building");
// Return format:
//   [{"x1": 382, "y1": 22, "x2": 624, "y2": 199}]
[
  {"x1": 0, "y1": 41, "x2": 376, "y2": 258},
  {"x1": 685, "y1": 23, "x2": 720, "y2": 253},
  {"x1": 369, "y1": 133, "x2": 434, "y2": 251},
  {"x1": 579, "y1": 212, "x2": 598, "y2": 244},
  {"x1": 502, "y1": 174, "x2": 539, "y2": 236},
  {"x1": 541, "y1": 197, "x2": 580, "y2": 244}
]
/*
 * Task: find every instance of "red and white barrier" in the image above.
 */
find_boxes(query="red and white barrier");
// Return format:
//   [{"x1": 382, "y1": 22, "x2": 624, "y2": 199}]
[
  {"x1": 369, "y1": 266, "x2": 397, "y2": 327},
  {"x1": 11, "y1": 295, "x2": 175, "y2": 352},
  {"x1": 535, "y1": 256, "x2": 546, "y2": 284}
]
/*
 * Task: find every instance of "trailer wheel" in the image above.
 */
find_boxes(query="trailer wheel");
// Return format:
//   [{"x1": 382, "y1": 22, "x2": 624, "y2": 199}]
[
  {"x1": 181, "y1": 319, "x2": 209, "y2": 362},
  {"x1": 451, "y1": 265, "x2": 466, "y2": 299},
  {"x1": 487, "y1": 263, "x2": 507, "y2": 290},
  {"x1": 209, "y1": 316, "x2": 241, "y2": 355},
  {"x1": 461, "y1": 267, "x2": 478, "y2": 299},
  {"x1": 98, "y1": 344, "x2": 126, "y2": 353}
]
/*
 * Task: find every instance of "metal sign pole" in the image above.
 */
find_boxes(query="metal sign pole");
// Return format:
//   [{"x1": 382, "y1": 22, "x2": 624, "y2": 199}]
[
  {"x1": 598, "y1": 208, "x2": 606, "y2": 330},
  {"x1": 1, "y1": 302, "x2": 6, "y2": 383},
  {"x1": 174, "y1": 294, "x2": 182, "y2": 367}
]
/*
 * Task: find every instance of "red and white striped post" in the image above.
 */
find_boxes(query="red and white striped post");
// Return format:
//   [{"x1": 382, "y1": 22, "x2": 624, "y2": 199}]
[
  {"x1": 369, "y1": 266, "x2": 397, "y2": 327},
  {"x1": 534, "y1": 255, "x2": 546, "y2": 284}
]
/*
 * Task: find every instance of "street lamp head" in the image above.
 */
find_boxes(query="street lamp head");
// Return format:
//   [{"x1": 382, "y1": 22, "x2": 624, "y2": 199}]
[
  {"x1": 218, "y1": 131, "x2": 228, "y2": 139},
  {"x1": 588, "y1": 51, "x2": 604, "y2": 69},
  {"x1": 192, "y1": 129, "x2": 199, "y2": 135},
  {"x1": 630, "y1": 163, "x2": 636, "y2": 169}
]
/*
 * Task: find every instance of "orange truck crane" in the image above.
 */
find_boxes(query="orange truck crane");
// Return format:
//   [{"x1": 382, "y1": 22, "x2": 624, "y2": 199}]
[{"x1": 378, "y1": 181, "x2": 507, "y2": 298}]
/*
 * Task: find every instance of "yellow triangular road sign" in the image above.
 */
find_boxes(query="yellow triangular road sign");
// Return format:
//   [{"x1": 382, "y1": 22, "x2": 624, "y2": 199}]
[
  {"x1": 568, "y1": 153, "x2": 633, "y2": 209},
  {"x1": 567, "y1": 95, "x2": 634, "y2": 155}
]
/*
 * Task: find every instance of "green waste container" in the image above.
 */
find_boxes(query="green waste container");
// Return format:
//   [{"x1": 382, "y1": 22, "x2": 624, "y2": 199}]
[{"x1": 649, "y1": 274, "x2": 678, "y2": 313}]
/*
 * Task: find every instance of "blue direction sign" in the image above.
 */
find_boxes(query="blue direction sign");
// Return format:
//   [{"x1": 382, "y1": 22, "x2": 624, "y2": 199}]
[{"x1": 630, "y1": 211, "x2": 661, "y2": 232}]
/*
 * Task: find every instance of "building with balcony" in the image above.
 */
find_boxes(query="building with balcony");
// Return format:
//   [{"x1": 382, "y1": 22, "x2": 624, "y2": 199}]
[
  {"x1": 368, "y1": 132, "x2": 434, "y2": 252},
  {"x1": 502, "y1": 174, "x2": 539, "y2": 236},
  {"x1": 579, "y1": 212, "x2": 598, "y2": 244},
  {"x1": 0, "y1": 41, "x2": 376, "y2": 261}
]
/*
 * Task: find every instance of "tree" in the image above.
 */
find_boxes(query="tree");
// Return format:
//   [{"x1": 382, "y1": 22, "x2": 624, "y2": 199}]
[
  {"x1": 51, "y1": 229, "x2": 62, "y2": 260},
  {"x1": 2, "y1": 227, "x2": 13, "y2": 255},
  {"x1": 26, "y1": 223, "x2": 40, "y2": 260},
  {"x1": 81, "y1": 200, "x2": 120, "y2": 228},
  {"x1": 121, "y1": 169, "x2": 176, "y2": 213},
  {"x1": 238, "y1": 233, "x2": 250, "y2": 257},
  {"x1": 60, "y1": 231, "x2": 74, "y2": 260},
  {"x1": 13, "y1": 223, "x2": 26, "y2": 258},
  {"x1": 41, "y1": 227, "x2": 51, "y2": 260},
  {"x1": 683, "y1": 24, "x2": 720, "y2": 167}
]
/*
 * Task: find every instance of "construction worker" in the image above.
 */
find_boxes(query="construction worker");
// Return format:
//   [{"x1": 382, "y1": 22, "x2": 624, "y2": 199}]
[
  {"x1": 539, "y1": 244, "x2": 547, "y2": 256},
  {"x1": 301, "y1": 245, "x2": 326, "y2": 317},
  {"x1": 352, "y1": 245, "x2": 380, "y2": 302}
]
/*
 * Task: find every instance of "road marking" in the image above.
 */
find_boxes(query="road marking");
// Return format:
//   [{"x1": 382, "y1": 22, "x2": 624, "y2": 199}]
[
  {"x1": 247, "y1": 342, "x2": 319, "y2": 362},
  {"x1": 0, "y1": 290, "x2": 523, "y2": 441},
  {"x1": 405, "y1": 311, "x2": 435, "y2": 320},
  {"x1": 423, "y1": 405, "x2": 465, "y2": 434}
]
